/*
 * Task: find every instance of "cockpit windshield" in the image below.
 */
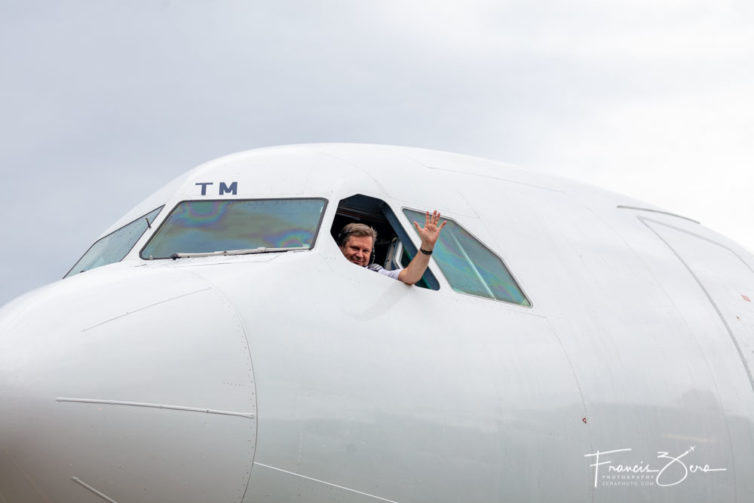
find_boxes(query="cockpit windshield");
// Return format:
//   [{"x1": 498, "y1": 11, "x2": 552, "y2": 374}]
[
  {"x1": 65, "y1": 206, "x2": 164, "y2": 278},
  {"x1": 140, "y1": 198, "x2": 327, "y2": 259}
]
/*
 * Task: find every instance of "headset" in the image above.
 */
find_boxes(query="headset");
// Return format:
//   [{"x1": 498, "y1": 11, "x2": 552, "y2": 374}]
[{"x1": 337, "y1": 223, "x2": 377, "y2": 265}]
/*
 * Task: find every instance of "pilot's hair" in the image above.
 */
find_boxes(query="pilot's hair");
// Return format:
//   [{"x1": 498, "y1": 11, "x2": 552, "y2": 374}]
[{"x1": 338, "y1": 223, "x2": 377, "y2": 247}]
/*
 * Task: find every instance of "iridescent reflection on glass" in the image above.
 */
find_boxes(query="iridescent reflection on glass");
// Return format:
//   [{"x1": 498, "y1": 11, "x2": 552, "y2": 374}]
[
  {"x1": 404, "y1": 209, "x2": 530, "y2": 306},
  {"x1": 65, "y1": 207, "x2": 163, "y2": 277},
  {"x1": 141, "y1": 199, "x2": 326, "y2": 259}
]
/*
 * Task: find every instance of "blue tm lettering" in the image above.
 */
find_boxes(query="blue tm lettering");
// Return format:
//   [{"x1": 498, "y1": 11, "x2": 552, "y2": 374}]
[
  {"x1": 195, "y1": 182, "x2": 214, "y2": 195},
  {"x1": 220, "y1": 181, "x2": 238, "y2": 195}
]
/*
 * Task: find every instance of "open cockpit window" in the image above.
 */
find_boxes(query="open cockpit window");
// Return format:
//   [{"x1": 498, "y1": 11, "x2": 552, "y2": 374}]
[
  {"x1": 404, "y1": 209, "x2": 530, "y2": 306},
  {"x1": 140, "y1": 198, "x2": 327, "y2": 259},
  {"x1": 332, "y1": 194, "x2": 440, "y2": 290},
  {"x1": 65, "y1": 206, "x2": 164, "y2": 278}
]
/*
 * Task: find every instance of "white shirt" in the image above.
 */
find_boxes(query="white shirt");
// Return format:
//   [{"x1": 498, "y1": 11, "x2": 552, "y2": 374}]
[{"x1": 367, "y1": 263, "x2": 401, "y2": 280}]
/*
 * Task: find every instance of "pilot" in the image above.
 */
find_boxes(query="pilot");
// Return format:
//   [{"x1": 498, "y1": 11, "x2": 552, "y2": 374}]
[{"x1": 338, "y1": 210, "x2": 446, "y2": 285}]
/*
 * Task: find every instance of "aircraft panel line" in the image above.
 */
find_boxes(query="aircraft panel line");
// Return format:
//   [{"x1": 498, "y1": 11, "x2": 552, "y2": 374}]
[
  {"x1": 71, "y1": 477, "x2": 118, "y2": 503},
  {"x1": 640, "y1": 217, "x2": 754, "y2": 392},
  {"x1": 56, "y1": 397, "x2": 255, "y2": 419},
  {"x1": 81, "y1": 287, "x2": 212, "y2": 332},
  {"x1": 253, "y1": 462, "x2": 400, "y2": 503},
  {"x1": 617, "y1": 205, "x2": 700, "y2": 224}
]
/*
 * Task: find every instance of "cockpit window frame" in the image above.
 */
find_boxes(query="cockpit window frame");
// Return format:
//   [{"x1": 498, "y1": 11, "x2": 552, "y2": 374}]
[
  {"x1": 139, "y1": 197, "x2": 329, "y2": 260},
  {"x1": 403, "y1": 207, "x2": 531, "y2": 307},
  {"x1": 64, "y1": 206, "x2": 165, "y2": 278}
]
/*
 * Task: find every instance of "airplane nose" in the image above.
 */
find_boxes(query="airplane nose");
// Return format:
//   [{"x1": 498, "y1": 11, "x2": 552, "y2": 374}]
[{"x1": 0, "y1": 268, "x2": 257, "y2": 503}]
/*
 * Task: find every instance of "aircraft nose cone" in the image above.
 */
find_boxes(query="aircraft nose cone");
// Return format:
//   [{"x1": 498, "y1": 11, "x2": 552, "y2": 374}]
[{"x1": 0, "y1": 269, "x2": 257, "y2": 503}]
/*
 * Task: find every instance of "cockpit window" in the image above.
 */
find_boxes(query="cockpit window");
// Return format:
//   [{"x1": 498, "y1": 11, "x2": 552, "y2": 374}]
[
  {"x1": 65, "y1": 206, "x2": 163, "y2": 278},
  {"x1": 404, "y1": 209, "x2": 530, "y2": 306},
  {"x1": 141, "y1": 198, "x2": 327, "y2": 259},
  {"x1": 332, "y1": 194, "x2": 440, "y2": 290}
]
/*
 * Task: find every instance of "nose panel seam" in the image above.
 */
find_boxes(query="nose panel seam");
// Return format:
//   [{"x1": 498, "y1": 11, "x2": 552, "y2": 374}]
[
  {"x1": 56, "y1": 397, "x2": 256, "y2": 419},
  {"x1": 81, "y1": 287, "x2": 212, "y2": 332}
]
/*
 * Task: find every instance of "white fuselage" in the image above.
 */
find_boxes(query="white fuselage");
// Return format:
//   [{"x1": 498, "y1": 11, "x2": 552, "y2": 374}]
[{"x1": 0, "y1": 144, "x2": 752, "y2": 502}]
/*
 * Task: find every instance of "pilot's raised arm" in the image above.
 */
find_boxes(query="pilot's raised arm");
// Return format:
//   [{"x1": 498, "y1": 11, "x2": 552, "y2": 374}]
[
  {"x1": 338, "y1": 211, "x2": 446, "y2": 286},
  {"x1": 396, "y1": 210, "x2": 446, "y2": 285}
]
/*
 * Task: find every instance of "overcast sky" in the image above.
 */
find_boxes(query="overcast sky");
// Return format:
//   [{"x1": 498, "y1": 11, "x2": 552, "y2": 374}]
[{"x1": 2, "y1": 0, "x2": 752, "y2": 306}]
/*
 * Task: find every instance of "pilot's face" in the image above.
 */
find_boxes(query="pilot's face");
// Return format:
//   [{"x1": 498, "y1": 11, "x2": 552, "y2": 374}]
[{"x1": 340, "y1": 235, "x2": 373, "y2": 267}]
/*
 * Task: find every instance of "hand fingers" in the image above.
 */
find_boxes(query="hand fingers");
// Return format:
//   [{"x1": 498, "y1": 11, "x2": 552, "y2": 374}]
[
  {"x1": 421, "y1": 210, "x2": 445, "y2": 230},
  {"x1": 425, "y1": 210, "x2": 440, "y2": 225}
]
